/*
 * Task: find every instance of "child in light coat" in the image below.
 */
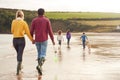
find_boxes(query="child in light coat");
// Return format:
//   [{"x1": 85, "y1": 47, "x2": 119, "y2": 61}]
[{"x1": 57, "y1": 30, "x2": 64, "y2": 49}]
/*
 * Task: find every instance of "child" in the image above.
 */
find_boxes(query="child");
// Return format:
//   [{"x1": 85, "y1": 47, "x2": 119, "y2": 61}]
[
  {"x1": 80, "y1": 32, "x2": 88, "y2": 50},
  {"x1": 66, "y1": 29, "x2": 71, "y2": 48},
  {"x1": 57, "y1": 30, "x2": 64, "y2": 49}
]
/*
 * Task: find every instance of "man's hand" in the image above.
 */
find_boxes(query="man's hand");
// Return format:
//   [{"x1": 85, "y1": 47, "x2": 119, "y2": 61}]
[{"x1": 32, "y1": 40, "x2": 35, "y2": 44}]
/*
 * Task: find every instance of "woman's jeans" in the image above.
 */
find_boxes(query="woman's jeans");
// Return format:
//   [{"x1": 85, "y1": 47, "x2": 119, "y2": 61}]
[
  {"x1": 35, "y1": 40, "x2": 48, "y2": 59},
  {"x1": 13, "y1": 37, "x2": 25, "y2": 62}
]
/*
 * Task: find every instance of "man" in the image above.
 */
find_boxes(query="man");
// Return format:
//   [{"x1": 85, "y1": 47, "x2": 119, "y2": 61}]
[{"x1": 30, "y1": 8, "x2": 55, "y2": 75}]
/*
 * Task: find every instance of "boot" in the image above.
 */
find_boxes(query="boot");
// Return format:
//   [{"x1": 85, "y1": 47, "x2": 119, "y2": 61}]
[
  {"x1": 16, "y1": 62, "x2": 22, "y2": 75},
  {"x1": 36, "y1": 65, "x2": 42, "y2": 75},
  {"x1": 36, "y1": 57, "x2": 45, "y2": 75},
  {"x1": 38, "y1": 57, "x2": 45, "y2": 67}
]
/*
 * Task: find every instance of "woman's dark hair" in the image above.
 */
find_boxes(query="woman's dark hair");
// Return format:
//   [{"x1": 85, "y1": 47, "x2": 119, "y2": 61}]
[{"x1": 38, "y1": 8, "x2": 45, "y2": 15}]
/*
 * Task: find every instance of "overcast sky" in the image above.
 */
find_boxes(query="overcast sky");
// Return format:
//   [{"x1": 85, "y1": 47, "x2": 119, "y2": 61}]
[{"x1": 0, "y1": 0, "x2": 120, "y2": 13}]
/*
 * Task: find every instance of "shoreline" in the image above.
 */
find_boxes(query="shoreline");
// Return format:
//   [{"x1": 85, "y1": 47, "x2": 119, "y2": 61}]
[{"x1": 1, "y1": 32, "x2": 120, "y2": 35}]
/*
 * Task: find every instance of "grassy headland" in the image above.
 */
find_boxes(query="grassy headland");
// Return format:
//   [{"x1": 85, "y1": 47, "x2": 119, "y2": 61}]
[{"x1": 0, "y1": 8, "x2": 120, "y2": 33}]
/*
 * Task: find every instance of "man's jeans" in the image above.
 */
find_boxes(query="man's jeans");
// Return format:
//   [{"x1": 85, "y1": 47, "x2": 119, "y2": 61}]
[{"x1": 35, "y1": 40, "x2": 48, "y2": 59}]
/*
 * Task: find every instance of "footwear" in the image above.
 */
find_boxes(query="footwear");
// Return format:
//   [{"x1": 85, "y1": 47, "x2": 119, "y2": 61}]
[
  {"x1": 36, "y1": 57, "x2": 45, "y2": 75},
  {"x1": 67, "y1": 45, "x2": 70, "y2": 48},
  {"x1": 19, "y1": 65, "x2": 23, "y2": 71},
  {"x1": 16, "y1": 62, "x2": 22, "y2": 75},
  {"x1": 36, "y1": 65, "x2": 42, "y2": 75},
  {"x1": 41, "y1": 57, "x2": 45, "y2": 65},
  {"x1": 38, "y1": 57, "x2": 45, "y2": 66}
]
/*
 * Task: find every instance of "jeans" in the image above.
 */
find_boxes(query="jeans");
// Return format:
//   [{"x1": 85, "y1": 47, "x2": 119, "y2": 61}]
[
  {"x1": 35, "y1": 40, "x2": 48, "y2": 59},
  {"x1": 13, "y1": 37, "x2": 25, "y2": 62},
  {"x1": 82, "y1": 40, "x2": 86, "y2": 49}
]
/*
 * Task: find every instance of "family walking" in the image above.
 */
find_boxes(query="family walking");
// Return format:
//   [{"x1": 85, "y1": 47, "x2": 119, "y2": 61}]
[{"x1": 11, "y1": 8, "x2": 90, "y2": 79}]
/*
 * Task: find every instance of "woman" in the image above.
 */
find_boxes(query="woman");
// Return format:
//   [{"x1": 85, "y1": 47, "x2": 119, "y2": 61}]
[{"x1": 11, "y1": 10, "x2": 34, "y2": 75}]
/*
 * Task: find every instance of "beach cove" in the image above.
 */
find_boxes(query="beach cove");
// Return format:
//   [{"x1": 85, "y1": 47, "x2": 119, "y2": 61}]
[{"x1": 0, "y1": 33, "x2": 120, "y2": 80}]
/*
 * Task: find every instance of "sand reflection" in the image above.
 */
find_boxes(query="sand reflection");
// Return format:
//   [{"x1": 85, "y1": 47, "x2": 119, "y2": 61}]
[
  {"x1": 82, "y1": 49, "x2": 86, "y2": 61},
  {"x1": 57, "y1": 48, "x2": 62, "y2": 63},
  {"x1": 38, "y1": 75, "x2": 42, "y2": 80},
  {"x1": 16, "y1": 74, "x2": 22, "y2": 80}
]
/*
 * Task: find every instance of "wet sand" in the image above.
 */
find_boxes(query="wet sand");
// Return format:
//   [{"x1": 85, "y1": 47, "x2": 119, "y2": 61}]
[{"x1": 0, "y1": 33, "x2": 120, "y2": 80}]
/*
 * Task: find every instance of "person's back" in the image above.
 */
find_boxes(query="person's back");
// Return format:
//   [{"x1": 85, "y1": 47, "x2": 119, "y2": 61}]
[
  {"x1": 12, "y1": 19, "x2": 27, "y2": 37},
  {"x1": 31, "y1": 15, "x2": 53, "y2": 42},
  {"x1": 81, "y1": 34, "x2": 87, "y2": 41},
  {"x1": 57, "y1": 30, "x2": 63, "y2": 41},
  {"x1": 66, "y1": 31, "x2": 71, "y2": 39}
]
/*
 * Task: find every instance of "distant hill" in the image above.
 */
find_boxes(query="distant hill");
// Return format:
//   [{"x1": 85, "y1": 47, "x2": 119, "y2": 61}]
[{"x1": 0, "y1": 8, "x2": 120, "y2": 33}]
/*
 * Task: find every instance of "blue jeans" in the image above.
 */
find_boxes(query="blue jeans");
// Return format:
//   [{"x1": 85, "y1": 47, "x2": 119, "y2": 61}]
[
  {"x1": 35, "y1": 40, "x2": 48, "y2": 59},
  {"x1": 82, "y1": 40, "x2": 86, "y2": 49}
]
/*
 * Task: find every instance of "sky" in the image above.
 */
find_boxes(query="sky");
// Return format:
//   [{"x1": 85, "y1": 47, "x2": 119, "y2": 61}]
[{"x1": 0, "y1": 0, "x2": 120, "y2": 13}]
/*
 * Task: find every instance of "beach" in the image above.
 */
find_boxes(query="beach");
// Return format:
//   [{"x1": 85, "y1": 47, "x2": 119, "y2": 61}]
[{"x1": 0, "y1": 33, "x2": 120, "y2": 80}]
